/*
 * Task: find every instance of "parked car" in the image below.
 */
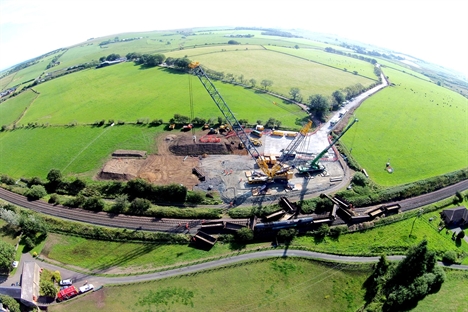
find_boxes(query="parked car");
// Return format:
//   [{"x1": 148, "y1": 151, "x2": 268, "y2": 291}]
[
  {"x1": 79, "y1": 284, "x2": 94, "y2": 293},
  {"x1": 12, "y1": 261, "x2": 18, "y2": 268},
  {"x1": 59, "y1": 279, "x2": 73, "y2": 286}
]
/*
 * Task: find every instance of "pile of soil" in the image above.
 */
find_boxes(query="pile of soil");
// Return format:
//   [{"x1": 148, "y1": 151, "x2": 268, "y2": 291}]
[{"x1": 168, "y1": 132, "x2": 248, "y2": 156}]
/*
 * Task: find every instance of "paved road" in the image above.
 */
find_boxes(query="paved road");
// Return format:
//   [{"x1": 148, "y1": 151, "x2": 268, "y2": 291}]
[{"x1": 3, "y1": 248, "x2": 467, "y2": 290}]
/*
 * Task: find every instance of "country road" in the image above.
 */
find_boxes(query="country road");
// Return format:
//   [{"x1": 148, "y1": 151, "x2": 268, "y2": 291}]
[{"x1": 2, "y1": 248, "x2": 467, "y2": 293}]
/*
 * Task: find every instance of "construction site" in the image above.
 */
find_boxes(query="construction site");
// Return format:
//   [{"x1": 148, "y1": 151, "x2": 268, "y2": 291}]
[{"x1": 100, "y1": 63, "x2": 356, "y2": 206}]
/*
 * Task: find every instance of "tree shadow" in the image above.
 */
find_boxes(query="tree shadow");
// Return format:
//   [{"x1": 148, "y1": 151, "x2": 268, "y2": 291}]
[{"x1": 228, "y1": 240, "x2": 246, "y2": 251}]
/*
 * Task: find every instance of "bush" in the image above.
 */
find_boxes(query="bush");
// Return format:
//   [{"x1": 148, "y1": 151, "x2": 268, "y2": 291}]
[
  {"x1": 83, "y1": 196, "x2": 105, "y2": 211},
  {"x1": 0, "y1": 294, "x2": 20, "y2": 312},
  {"x1": 236, "y1": 227, "x2": 254, "y2": 241},
  {"x1": 112, "y1": 194, "x2": 129, "y2": 213},
  {"x1": 25, "y1": 185, "x2": 47, "y2": 200},
  {"x1": 442, "y1": 250, "x2": 457, "y2": 263},
  {"x1": 48, "y1": 193, "x2": 59, "y2": 204},
  {"x1": 23, "y1": 236, "x2": 36, "y2": 250},
  {"x1": 0, "y1": 174, "x2": 16, "y2": 185},
  {"x1": 129, "y1": 198, "x2": 151, "y2": 214},
  {"x1": 186, "y1": 191, "x2": 204, "y2": 204}
]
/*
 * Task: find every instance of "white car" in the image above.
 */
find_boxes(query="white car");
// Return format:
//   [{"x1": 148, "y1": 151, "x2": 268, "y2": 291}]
[
  {"x1": 79, "y1": 284, "x2": 94, "y2": 293},
  {"x1": 12, "y1": 261, "x2": 19, "y2": 268},
  {"x1": 59, "y1": 279, "x2": 73, "y2": 286}
]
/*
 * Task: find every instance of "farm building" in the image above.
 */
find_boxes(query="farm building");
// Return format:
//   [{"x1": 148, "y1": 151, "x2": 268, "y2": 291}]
[
  {"x1": 0, "y1": 262, "x2": 41, "y2": 308},
  {"x1": 440, "y1": 206, "x2": 468, "y2": 227}
]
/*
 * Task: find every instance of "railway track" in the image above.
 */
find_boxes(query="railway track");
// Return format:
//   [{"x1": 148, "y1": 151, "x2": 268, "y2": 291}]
[
  {"x1": 1, "y1": 179, "x2": 467, "y2": 232},
  {"x1": 0, "y1": 187, "x2": 247, "y2": 233}
]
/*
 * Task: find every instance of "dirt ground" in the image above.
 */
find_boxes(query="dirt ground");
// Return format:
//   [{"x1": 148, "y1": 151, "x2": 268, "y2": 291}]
[{"x1": 99, "y1": 130, "x2": 246, "y2": 190}]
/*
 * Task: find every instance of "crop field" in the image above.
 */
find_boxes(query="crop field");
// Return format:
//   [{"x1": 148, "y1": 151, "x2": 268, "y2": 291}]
[
  {"x1": 48, "y1": 258, "x2": 370, "y2": 312},
  {"x1": 0, "y1": 125, "x2": 162, "y2": 179},
  {"x1": 266, "y1": 46, "x2": 377, "y2": 79},
  {"x1": 167, "y1": 48, "x2": 375, "y2": 99},
  {"x1": 0, "y1": 89, "x2": 37, "y2": 126},
  {"x1": 342, "y1": 67, "x2": 468, "y2": 186},
  {"x1": 17, "y1": 62, "x2": 305, "y2": 127}
]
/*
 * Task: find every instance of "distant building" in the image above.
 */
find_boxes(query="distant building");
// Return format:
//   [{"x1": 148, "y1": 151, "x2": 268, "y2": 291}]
[
  {"x1": 96, "y1": 57, "x2": 127, "y2": 69},
  {"x1": 441, "y1": 206, "x2": 468, "y2": 227}
]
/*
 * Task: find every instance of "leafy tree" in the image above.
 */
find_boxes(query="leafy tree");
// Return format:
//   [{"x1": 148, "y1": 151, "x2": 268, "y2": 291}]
[
  {"x1": 249, "y1": 78, "x2": 257, "y2": 88},
  {"x1": 25, "y1": 185, "x2": 47, "y2": 200},
  {"x1": 228, "y1": 39, "x2": 240, "y2": 44},
  {"x1": 308, "y1": 94, "x2": 330, "y2": 120},
  {"x1": 27, "y1": 176, "x2": 43, "y2": 188},
  {"x1": 277, "y1": 228, "x2": 297, "y2": 242},
  {"x1": 46, "y1": 168, "x2": 62, "y2": 192},
  {"x1": 19, "y1": 213, "x2": 47, "y2": 236},
  {"x1": 130, "y1": 198, "x2": 151, "y2": 214},
  {"x1": 67, "y1": 178, "x2": 86, "y2": 196},
  {"x1": 442, "y1": 250, "x2": 457, "y2": 263},
  {"x1": 106, "y1": 53, "x2": 120, "y2": 61},
  {"x1": 260, "y1": 79, "x2": 273, "y2": 90},
  {"x1": 457, "y1": 230, "x2": 465, "y2": 239},
  {"x1": 0, "y1": 294, "x2": 21, "y2": 312},
  {"x1": 174, "y1": 57, "x2": 191, "y2": 69},
  {"x1": 48, "y1": 193, "x2": 59, "y2": 204},
  {"x1": 315, "y1": 224, "x2": 330, "y2": 238},
  {"x1": 0, "y1": 241, "x2": 15, "y2": 273},
  {"x1": 112, "y1": 194, "x2": 129, "y2": 213},
  {"x1": 332, "y1": 90, "x2": 345, "y2": 106},
  {"x1": 352, "y1": 172, "x2": 368, "y2": 187},
  {"x1": 236, "y1": 227, "x2": 254, "y2": 241},
  {"x1": 23, "y1": 236, "x2": 35, "y2": 250},
  {"x1": 99, "y1": 56, "x2": 106, "y2": 62},
  {"x1": 289, "y1": 87, "x2": 302, "y2": 101},
  {"x1": 40, "y1": 280, "x2": 58, "y2": 297},
  {"x1": 83, "y1": 196, "x2": 105, "y2": 211}
]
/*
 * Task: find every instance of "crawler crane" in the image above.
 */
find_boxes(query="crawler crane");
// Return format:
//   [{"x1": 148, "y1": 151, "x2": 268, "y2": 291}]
[{"x1": 189, "y1": 62, "x2": 292, "y2": 183}]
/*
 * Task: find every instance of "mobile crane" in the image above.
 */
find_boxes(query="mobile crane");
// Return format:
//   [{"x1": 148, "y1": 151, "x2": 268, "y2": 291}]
[
  {"x1": 189, "y1": 62, "x2": 292, "y2": 183},
  {"x1": 296, "y1": 118, "x2": 358, "y2": 174},
  {"x1": 279, "y1": 119, "x2": 313, "y2": 162}
]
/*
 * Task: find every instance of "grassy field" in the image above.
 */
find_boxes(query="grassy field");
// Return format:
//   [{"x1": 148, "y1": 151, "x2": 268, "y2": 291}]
[
  {"x1": 0, "y1": 52, "x2": 62, "y2": 90},
  {"x1": 18, "y1": 62, "x2": 306, "y2": 127},
  {"x1": 41, "y1": 233, "x2": 268, "y2": 273},
  {"x1": 0, "y1": 89, "x2": 38, "y2": 127},
  {"x1": 342, "y1": 67, "x2": 468, "y2": 186},
  {"x1": 293, "y1": 205, "x2": 468, "y2": 259},
  {"x1": 167, "y1": 48, "x2": 375, "y2": 99},
  {"x1": 0, "y1": 125, "x2": 162, "y2": 179},
  {"x1": 266, "y1": 46, "x2": 377, "y2": 79},
  {"x1": 36, "y1": 199, "x2": 468, "y2": 274},
  {"x1": 48, "y1": 258, "x2": 370, "y2": 312},
  {"x1": 410, "y1": 269, "x2": 468, "y2": 312}
]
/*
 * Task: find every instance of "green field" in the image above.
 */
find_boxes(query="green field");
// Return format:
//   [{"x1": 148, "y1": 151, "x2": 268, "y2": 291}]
[
  {"x1": 410, "y1": 269, "x2": 468, "y2": 312},
  {"x1": 266, "y1": 46, "x2": 377, "y2": 79},
  {"x1": 48, "y1": 258, "x2": 370, "y2": 312},
  {"x1": 293, "y1": 206, "x2": 468, "y2": 259},
  {"x1": 0, "y1": 89, "x2": 37, "y2": 127},
  {"x1": 0, "y1": 125, "x2": 162, "y2": 179},
  {"x1": 167, "y1": 48, "x2": 375, "y2": 99},
  {"x1": 18, "y1": 62, "x2": 306, "y2": 126},
  {"x1": 41, "y1": 233, "x2": 267, "y2": 273},
  {"x1": 342, "y1": 67, "x2": 468, "y2": 186}
]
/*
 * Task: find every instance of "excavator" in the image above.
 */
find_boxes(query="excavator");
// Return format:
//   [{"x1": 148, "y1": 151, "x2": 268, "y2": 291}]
[
  {"x1": 189, "y1": 62, "x2": 293, "y2": 183},
  {"x1": 296, "y1": 118, "x2": 358, "y2": 174}
]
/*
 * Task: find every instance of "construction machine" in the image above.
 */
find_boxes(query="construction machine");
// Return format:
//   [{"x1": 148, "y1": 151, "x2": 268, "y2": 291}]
[
  {"x1": 189, "y1": 62, "x2": 292, "y2": 183},
  {"x1": 279, "y1": 119, "x2": 313, "y2": 161},
  {"x1": 297, "y1": 118, "x2": 358, "y2": 174}
]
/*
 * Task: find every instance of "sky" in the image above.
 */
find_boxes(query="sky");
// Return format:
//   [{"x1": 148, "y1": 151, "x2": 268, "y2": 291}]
[{"x1": 1, "y1": 0, "x2": 467, "y2": 78}]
